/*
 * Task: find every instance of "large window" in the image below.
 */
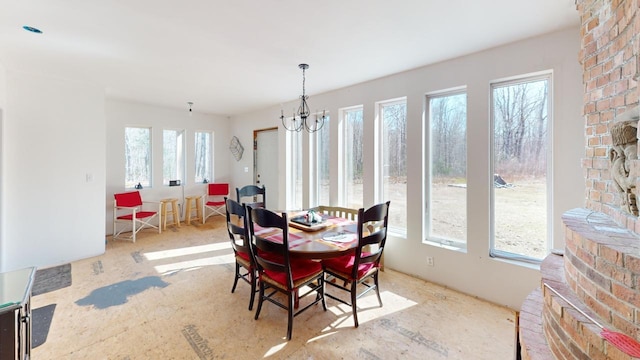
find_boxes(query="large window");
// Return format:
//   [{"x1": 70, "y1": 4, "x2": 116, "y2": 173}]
[
  {"x1": 342, "y1": 107, "x2": 363, "y2": 209},
  {"x1": 195, "y1": 131, "x2": 212, "y2": 183},
  {"x1": 427, "y1": 91, "x2": 467, "y2": 246},
  {"x1": 163, "y1": 129, "x2": 185, "y2": 186},
  {"x1": 290, "y1": 128, "x2": 303, "y2": 210},
  {"x1": 125, "y1": 127, "x2": 151, "y2": 188},
  {"x1": 378, "y1": 99, "x2": 407, "y2": 232},
  {"x1": 316, "y1": 115, "x2": 330, "y2": 206},
  {"x1": 491, "y1": 74, "x2": 550, "y2": 261}
]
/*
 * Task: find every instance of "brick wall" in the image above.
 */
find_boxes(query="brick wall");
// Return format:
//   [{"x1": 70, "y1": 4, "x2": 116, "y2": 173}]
[
  {"x1": 519, "y1": 2, "x2": 640, "y2": 359},
  {"x1": 578, "y1": 0, "x2": 639, "y2": 229}
]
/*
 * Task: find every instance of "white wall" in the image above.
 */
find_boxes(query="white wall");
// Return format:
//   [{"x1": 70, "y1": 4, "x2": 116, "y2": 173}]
[
  {"x1": 1, "y1": 70, "x2": 106, "y2": 272},
  {"x1": 105, "y1": 99, "x2": 232, "y2": 233},
  {"x1": 230, "y1": 28, "x2": 584, "y2": 309},
  {"x1": 0, "y1": 63, "x2": 6, "y2": 269}
]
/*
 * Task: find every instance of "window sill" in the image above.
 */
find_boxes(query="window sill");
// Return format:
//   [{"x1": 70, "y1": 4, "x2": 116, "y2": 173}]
[{"x1": 422, "y1": 238, "x2": 467, "y2": 253}]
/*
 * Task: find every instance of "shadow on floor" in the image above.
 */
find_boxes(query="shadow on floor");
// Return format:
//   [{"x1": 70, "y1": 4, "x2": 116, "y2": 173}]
[{"x1": 32, "y1": 303, "x2": 56, "y2": 348}]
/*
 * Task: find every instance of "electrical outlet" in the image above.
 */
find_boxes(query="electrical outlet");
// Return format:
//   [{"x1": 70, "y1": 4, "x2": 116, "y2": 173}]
[{"x1": 427, "y1": 256, "x2": 434, "y2": 267}]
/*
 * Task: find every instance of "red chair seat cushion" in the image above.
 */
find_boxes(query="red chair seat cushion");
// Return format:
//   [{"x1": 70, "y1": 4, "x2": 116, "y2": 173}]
[
  {"x1": 322, "y1": 253, "x2": 375, "y2": 280},
  {"x1": 237, "y1": 249, "x2": 281, "y2": 266},
  {"x1": 117, "y1": 211, "x2": 157, "y2": 220},
  {"x1": 256, "y1": 249, "x2": 284, "y2": 263},
  {"x1": 264, "y1": 260, "x2": 322, "y2": 287},
  {"x1": 206, "y1": 200, "x2": 225, "y2": 207},
  {"x1": 236, "y1": 250, "x2": 251, "y2": 262}
]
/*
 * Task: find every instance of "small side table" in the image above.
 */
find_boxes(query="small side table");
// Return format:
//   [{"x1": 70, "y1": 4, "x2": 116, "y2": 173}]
[
  {"x1": 160, "y1": 198, "x2": 181, "y2": 230},
  {"x1": 184, "y1": 195, "x2": 203, "y2": 225}
]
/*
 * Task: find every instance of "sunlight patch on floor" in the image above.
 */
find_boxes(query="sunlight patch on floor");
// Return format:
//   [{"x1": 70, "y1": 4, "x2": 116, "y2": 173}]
[
  {"x1": 153, "y1": 253, "x2": 235, "y2": 275},
  {"x1": 143, "y1": 242, "x2": 231, "y2": 261},
  {"x1": 306, "y1": 331, "x2": 338, "y2": 343},
  {"x1": 264, "y1": 342, "x2": 287, "y2": 357},
  {"x1": 325, "y1": 290, "x2": 417, "y2": 329}
]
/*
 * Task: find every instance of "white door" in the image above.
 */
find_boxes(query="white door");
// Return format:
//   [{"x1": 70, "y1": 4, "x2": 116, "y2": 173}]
[{"x1": 255, "y1": 128, "x2": 278, "y2": 209}]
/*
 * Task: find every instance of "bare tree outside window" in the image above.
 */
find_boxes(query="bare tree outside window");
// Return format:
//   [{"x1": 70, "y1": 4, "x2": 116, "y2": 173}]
[
  {"x1": 380, "y1": 100, "x2": 407, "y2": 231},
  {"x1": 125, "y1": 127, "x2": 151, "y2": 188},
  {"x1": 195, "y1": 131, "x2": 212, "y2": 183},
  {"x1": 491, "y1": 76, "x2": 549, "y2": 261},
  {"x1": 317, "y1": 115, "x2": 330, "y2": 206},
  {"x1": 343, "y1": 108, "x2": 363, "y2": 209},
  {"x1": 163, "y1": 129, "x2": 184, "y2": 185},
  {"x1": 428, "y1": 92, "x2": 467, "y2": 245},
  {"x1": 291, "y1": 129, "x2": 303, "y2": 209}
]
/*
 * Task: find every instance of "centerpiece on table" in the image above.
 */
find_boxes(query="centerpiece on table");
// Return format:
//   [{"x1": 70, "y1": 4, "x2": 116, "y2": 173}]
[{"x1": 290, "y1": 210, "x2": 327, "y2": 231}]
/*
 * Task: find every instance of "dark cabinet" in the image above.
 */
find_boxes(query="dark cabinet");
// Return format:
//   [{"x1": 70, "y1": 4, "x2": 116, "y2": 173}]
[{"x1": 0, "y1": 267, "x2": 35, "y2": 360}]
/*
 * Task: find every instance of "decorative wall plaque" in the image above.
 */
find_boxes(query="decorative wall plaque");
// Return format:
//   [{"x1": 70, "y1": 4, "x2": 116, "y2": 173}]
[{"x1": 229, "y1": 136, "x2": 244, "y2": 161}]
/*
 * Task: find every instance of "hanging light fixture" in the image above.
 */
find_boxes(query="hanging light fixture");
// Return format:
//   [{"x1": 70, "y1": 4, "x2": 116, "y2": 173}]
[
  {"x1": 280, "y1": 64, "x2": 326, "y2": 133},
  {"x1": 187, "y1": 102, "x2": 193, "y2": 116}
]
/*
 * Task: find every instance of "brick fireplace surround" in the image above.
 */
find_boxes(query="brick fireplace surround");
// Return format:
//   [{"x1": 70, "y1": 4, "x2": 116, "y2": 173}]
[{"x1": 518, "y1": 1, "x2": 640, "y2": 359}]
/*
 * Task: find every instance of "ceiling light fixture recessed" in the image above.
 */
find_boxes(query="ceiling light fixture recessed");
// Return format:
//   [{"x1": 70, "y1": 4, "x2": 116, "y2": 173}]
[{"x1": 22, "y1": 25, "x2": 43, "y2": 34}]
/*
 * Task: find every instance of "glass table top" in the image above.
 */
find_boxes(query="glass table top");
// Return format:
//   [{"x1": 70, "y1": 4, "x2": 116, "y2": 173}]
[{"x1": 0, "y1": 267, "x2": 36, "y2": 310}]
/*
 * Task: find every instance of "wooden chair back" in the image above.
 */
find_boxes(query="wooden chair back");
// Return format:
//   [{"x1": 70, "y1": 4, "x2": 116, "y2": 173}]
[
  {"x1": 225, "y1": 197, "x2": 250, "y2": 256},
  {"x1": 352, "y1": 201, "x2": 390, "y2": 279},
  {"x1": 247, "y1": 206, "x2": 293, "y2": 287},
  {"x1": 314, "y1": 205, "x2": 358, "y2": 221},
  {"x1": 236, "y1": 185, "x2": 266, "y2": 209}
]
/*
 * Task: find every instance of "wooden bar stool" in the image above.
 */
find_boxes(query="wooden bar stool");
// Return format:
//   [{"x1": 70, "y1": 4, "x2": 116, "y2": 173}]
[
  {"x1": 160, "y1": 198, "x2": 181, "y2": 230},
  {"x1": 184, "y1": 195, "x2": 203, "y2": 225}
]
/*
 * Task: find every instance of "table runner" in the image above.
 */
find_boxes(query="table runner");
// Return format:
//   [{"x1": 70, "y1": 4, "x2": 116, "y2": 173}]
[{"x1": 264, "y1": 232, "x2": 312, "y2": 248}]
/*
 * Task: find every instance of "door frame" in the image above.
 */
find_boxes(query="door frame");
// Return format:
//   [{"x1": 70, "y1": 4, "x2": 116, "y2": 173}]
[{"x1": 253, "y1": 126, "x2": 278, "y2": 185}]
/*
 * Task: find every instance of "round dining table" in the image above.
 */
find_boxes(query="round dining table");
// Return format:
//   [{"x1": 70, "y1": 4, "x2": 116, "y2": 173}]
[{"x1": 252, "y1": 212, "x2": 360, "y2": 260}]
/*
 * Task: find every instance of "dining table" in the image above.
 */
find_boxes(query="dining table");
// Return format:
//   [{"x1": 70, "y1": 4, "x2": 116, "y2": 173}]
[
  {"x1": 247, "y1": 210, "x2": 362, "y2": 309},
  {"x1": 251, "y1": 210, "x2": 360, "y2": 260}
]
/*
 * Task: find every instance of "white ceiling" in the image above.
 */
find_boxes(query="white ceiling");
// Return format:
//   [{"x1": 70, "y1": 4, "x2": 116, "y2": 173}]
[{"x1": 0, "y1": 0, "x2": 579, "y2": 116}]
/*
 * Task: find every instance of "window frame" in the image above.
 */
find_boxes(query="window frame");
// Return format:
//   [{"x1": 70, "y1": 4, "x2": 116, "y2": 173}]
[
  {"x1": 375, "y1": 97, "x2": 408, "y2": 235},
  {"x1": 489, "y1": 71, "x2": 553, "y2": 264},
  {"x1": 124, "y1": 126, "x2": 152, "y2": 189},
  {"x1": 424, "y1": 88, "x2": 468, "y2": 250},
  {"x1": 339, "y1": 105, "x2": 364, "y2": 209},
  {"x1": 286, "y1": 121, "x2": 304, "y2": 210},
  {"x1": 194, "y1": 130, "x2": 213, "y2": 184},
  {"x1": 313, "y1": 112, "x2": 330, "y2": 207},
  {"x1": 163, "y1": 128, "x2": 186, "y2": 186}
]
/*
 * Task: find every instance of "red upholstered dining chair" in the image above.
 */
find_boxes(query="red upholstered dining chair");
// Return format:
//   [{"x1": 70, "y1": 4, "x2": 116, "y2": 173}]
[
  {"x1": 225, "y1": 197, "x2": 258, "y2": 310},
  {"x1": 321, "y1": 201, "x2": 390, "y2": 327},
  {"x1": 247, "y1": 206, "x2": 326, "y2": 340},
  {"x1": 113, "y1": 191, "x2": 161, "y2": 242},
  {"x1": 204, "y1": 183, "x2": 229, "y2": 222},
  {"x1": 236, "y1": 185, "x2": 266, "y2": 209}
]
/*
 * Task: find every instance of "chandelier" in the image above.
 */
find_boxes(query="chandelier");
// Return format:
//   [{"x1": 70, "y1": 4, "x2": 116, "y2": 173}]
[{"x1": 280, "y1": 64, "x2": 326, "y2": 133}]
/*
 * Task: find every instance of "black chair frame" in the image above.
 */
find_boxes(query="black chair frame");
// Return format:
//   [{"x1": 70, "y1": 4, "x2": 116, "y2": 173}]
[
  {"x1": 225, "y1": 197, "x2": 258, "y2": 310},
  {"x1": 236, "y1": 185, "x2": 266, "y2": 209},
  {"x1": 248, "y1": 206, "x2": 326, "y2": 340},
  {"x1": 323, "y1": 201, "x2": 390, "y2": 327}
]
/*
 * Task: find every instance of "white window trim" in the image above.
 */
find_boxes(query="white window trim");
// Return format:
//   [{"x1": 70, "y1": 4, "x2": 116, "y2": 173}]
[
  {"x1": 488, "y1": 71, "x2": 553, "y2": 264},
  {"x1": 423, "y1": 88, "x2": 467, "y2": 250},
  {"x1": 375, "y1": 97, "x2": 407, "y2": 236}
]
